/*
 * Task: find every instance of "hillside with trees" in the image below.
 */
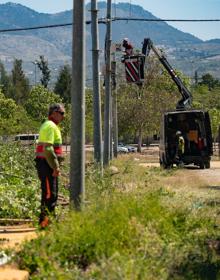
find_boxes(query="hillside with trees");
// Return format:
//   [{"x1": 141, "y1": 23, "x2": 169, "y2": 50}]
[
  {"x1": 0, "y1": 2, "x2": 220, "y2": 84},
  {"x1": 0, "y1": 50, "x2": 220, "y2": 148}
]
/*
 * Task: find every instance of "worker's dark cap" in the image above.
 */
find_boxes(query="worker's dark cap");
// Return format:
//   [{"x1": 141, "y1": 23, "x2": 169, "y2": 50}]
[{"x1": 48, "y1": 103, "x2": 64, "y2": 116}]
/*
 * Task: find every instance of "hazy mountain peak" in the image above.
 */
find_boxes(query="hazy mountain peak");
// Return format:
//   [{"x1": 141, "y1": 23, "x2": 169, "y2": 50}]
[{"x1": 1, "y1": 2, "x2": 36, "y2": 12}]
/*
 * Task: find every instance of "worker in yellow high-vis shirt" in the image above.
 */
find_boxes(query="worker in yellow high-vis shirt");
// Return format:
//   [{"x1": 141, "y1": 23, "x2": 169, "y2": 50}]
[
  {"x1": 35, "y1": 103, "x2": 65, "y2": 228},
  {"x1": 175, "y1": 130, "x2": 185, "y2": 165}
]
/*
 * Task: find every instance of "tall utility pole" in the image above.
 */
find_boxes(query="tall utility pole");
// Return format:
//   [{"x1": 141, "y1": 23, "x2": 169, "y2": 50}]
[
  {"x1": 70, "y1": 0, "x2": 85, "y2": 210},
  {"x1": 218, "y1": 125, "x2": 220, "y2": 159},
  {"x1": 32, "y1": 61, "x2": 37, "y2": 85},
  {"x1": 111, "y1": 58, "x2": 118, "y2": 157},
  {"x1": 103, "y1": 0, "x2": 112, "y2": 166},
  {"x1": 91, "y1": 0, "x2": 103, "y2": 169}
]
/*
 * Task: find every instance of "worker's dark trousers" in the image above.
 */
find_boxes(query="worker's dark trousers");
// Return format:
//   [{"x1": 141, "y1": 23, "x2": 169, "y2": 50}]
[{"x1": 35, "y1": 158, "x2": 58, "y2": 223}]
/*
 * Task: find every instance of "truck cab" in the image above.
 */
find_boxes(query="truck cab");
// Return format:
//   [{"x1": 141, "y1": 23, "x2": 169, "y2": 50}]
[{"x1": 159, "y1": 110, "x2": 213, "y2": 168}]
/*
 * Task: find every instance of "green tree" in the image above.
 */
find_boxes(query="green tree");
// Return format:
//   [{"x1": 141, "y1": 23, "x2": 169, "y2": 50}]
[
  {"x1": 192, "y1": 83, "x2": 220, "y2": 139},
  {"x1": 117, "y1": 58, "x2": 180, "y2": 151},
  {"x1": 193, "y1": 84, "x2": 220, "y2": 110},
  {"x1": 209, "y1": 108, "x2": 220, "y2": 139},
  {"x1": 24, "y1": 85, "x2": 62, "y2": 123},
  {"x1": 0, "y1": 61, "x2": 11, "y2": 97},
  {"x1": 58, "y1": 89, "x2": 94, "y2": 143},
  {"x1": 61, "y1": 103, "x2": 71, "y2": 142},
  {"x1": 37, "y1": 55, "x2": 51, "y2": 88},
  {"x1": 54, "y1": 64, "x2": 72, "y2": 103},
  {"x1": 9, "y1": 59, "x2": 30, "y2": 105},
  {"x1": 194, "y1": 70, "x2": 198, "y2": 85},
  {"x1": 199, "y1": 73, "x2": 220, "y2": 90},
  {"x1": 0, "y1": 91, "x2": 36, "y2": 135}
]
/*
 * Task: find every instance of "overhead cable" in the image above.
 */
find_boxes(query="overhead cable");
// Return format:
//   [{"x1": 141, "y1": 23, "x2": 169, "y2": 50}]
[
  {"x1": 112, "y1": 17, "x2": 220, "y2": 22},
  {"x1": 0, "y1": 17, "x2": 220, "y2": 33}
]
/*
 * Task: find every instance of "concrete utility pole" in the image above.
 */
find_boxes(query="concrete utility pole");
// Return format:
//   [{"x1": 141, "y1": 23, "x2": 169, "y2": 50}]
[
  {"x1": 91, "y1": 0, "x2": 103, "y2": 169},
  {"x1": 70, "y1": 0, "x2": 85, "y2": 210},
  {"x1": 32, "y1": 61, "x2": 37, "y2": 85},
  {"x1": 218, "y1": 125, "x2": 220, "y2": 159},
  {"x1": 111, "y1": 58, "x2": 118, "y2": 157},
  {"x1": 103, "y1": 0, "x2": 112, "y2": 166}
]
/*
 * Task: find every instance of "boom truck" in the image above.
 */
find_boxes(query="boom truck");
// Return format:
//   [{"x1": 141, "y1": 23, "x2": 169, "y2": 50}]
[{"x1": 141, "y1": 38, "x2": 213, "y2": 168}]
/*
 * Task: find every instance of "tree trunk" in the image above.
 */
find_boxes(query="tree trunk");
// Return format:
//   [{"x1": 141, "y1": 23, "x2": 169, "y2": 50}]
[{"x1": 137, "y1": 128, "x2": 142, "y2": 153}]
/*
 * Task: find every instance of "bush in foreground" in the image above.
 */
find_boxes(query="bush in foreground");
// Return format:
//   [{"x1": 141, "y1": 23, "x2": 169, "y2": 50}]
[{"x1": 15, "y1": 162, "x2": 220, "y2": 279}]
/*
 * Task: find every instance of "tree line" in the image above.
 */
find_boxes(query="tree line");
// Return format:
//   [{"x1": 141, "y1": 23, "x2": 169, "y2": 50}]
[{"x1": 0, "y1": 55, "x2": 220, "y2": 146}]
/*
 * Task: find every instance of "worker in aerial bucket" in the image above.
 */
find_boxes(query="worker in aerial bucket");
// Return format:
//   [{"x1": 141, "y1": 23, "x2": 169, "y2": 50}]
[{"x1": 122, "y1": 38, "x2": 134, "y2": 56}]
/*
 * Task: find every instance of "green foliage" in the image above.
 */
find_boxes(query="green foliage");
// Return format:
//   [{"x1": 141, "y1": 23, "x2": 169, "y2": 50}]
[
  {"x1": 0, "y1": 142, "x2": 40, "y2": 219},
  {"x1": 192, "y1": 82, "x2": 220, "y2": 138},
  {"x1": 54, "y1": 64, "x2": 71, "y2": 103},
  {"x1": 199, "y1": 73, "x2": 220, "y2": 90},
  {"x1": 209, "y1": 108, "x2": 220, "y2": 138},
  {"x1": 0, "y1": 91, "x2": 37, "y2": 135},
  {"x1": 193, "y1": 84, "x2": 220, "y2": 110},
  {"x1": 117, "y1": 58, "x2": 179, "y2": 144},
  {"x1": 36, "y1": 55, "x2": 51, "y2": 88},
  {"x1": 9, "y1": 59, "x2": 30, "y2": 105},
  {"x1": 24, "y1": 85, "x2": 62, "y2": 123},
  {"x1": 0, "y1": 60, "x2": 11, "y2": 97},
  {"x1": 14, "y1": 162, "x2": 220, "y2": 279},
  {"x1": 60, "y1": 103, "x2": 71, "y2": 141}
]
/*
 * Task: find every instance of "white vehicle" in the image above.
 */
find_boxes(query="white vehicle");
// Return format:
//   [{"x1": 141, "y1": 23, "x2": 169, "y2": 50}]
[
  {"x1": 15, "y1": 134, "x2": 39, "y2": 145},
  {"x1": 117, "y1": 144, "x2": 128, "y2": 153},
  {"x1": 126, "y1": 145, "x2": 137, "y2": 153}
]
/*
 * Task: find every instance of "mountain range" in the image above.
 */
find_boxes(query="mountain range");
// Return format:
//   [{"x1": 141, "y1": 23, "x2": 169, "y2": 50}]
[{"x1": 0, "y1": 1, "x2": 220, "y2": 86}]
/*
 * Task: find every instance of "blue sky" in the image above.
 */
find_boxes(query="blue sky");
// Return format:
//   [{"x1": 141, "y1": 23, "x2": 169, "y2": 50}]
[{"x1": 0, "y1": 0, "x2": 219, "y2": 40}]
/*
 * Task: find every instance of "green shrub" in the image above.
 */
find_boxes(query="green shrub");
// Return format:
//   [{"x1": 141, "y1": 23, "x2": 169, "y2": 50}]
[
  {"x1": 9, "y1": 158, "x2": 220, "y2": 279},
  {"x1": 0, "y1": 142, "x2": 40, "y2": 219}
]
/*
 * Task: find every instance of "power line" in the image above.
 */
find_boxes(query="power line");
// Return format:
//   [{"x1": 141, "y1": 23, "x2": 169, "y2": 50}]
[
  {"x1": 0, "y1": 17, "x2": 220, "y2": 33},
  {"x1": 0, "y1": 20, "x2": 105, "y2": 33},
  {"x1": 112, "y1": 17, "x2": 220, "y2": 22},
  {"x1": 0, "y1": 23, "x2": 72, "y2": 33}
]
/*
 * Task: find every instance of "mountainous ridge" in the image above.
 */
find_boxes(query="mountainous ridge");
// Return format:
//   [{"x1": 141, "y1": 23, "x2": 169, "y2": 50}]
[{"x1": 0, "y1": 1, "x2": 219, "y2": 83}]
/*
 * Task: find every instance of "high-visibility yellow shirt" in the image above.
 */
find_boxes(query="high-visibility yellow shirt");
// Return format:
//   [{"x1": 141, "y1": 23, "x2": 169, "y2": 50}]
[
  {"x1": 178, "y1": 136, "x2": 185, "y2": 154},
  {"x1": 38, "y1": 120, "x2": 62, "y2": 145}
]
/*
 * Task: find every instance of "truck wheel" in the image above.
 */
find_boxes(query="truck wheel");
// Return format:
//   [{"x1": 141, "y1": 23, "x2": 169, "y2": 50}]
[
  {"x1": 160, "y1": 159, "x2": 168, "y2": 169},
  {"x1": 199, "y1": 162, "x2": 205, "y2": 169},
  {"x1": 205, "y1": 161, "x2": 210, "y2": 169},
  {"x1": 160, "y1": 155, "x2": 168, "y2": 169},
  {"x1": 160, "y1": 160, "x2": 166, "y2": 168}
]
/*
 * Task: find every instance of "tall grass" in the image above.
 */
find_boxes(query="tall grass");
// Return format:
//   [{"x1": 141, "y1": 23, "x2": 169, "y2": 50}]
[{"x1": 14, "y1": 158, "x2": 220, "y2": 279}]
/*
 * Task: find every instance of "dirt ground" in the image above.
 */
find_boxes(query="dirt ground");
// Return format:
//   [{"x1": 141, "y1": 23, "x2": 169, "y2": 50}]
[
  {"x1": 140, "y1": 146, "x2": 220, "y2": 186},
  {"x1": 140, "y1": 159, "x2": 220, "y2": 188},
  {"x1": 0, "y1": 224, "x2": 37, "y2": 279}
]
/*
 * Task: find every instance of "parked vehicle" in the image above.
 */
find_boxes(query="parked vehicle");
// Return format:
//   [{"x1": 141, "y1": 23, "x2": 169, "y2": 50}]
[
  {"x1": 126, "y1": 145, "x2": 137, "y2": 153},
  {"x1": 15, "y1": 134, "x2": 39, "y2": 145},
  {"x1": 160, "y1": 111, "x2": 212, "y2": 169},
  {"x1": 117, "y1": 144, "x2": 129, "y2": 153},
  {"x1": 142, "y1": 38, "x2": 213, "y2": 168}
]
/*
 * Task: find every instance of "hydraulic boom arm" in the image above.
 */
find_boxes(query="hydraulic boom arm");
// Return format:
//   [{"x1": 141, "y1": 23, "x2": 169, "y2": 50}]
[{"x1": 142, "y1": 38, "x2": 192, "y2": 110}]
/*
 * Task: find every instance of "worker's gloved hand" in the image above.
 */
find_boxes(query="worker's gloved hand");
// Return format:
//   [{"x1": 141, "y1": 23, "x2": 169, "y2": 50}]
[{"x1": 52, "y1": 168, "x2": 60, "y2": 177}]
